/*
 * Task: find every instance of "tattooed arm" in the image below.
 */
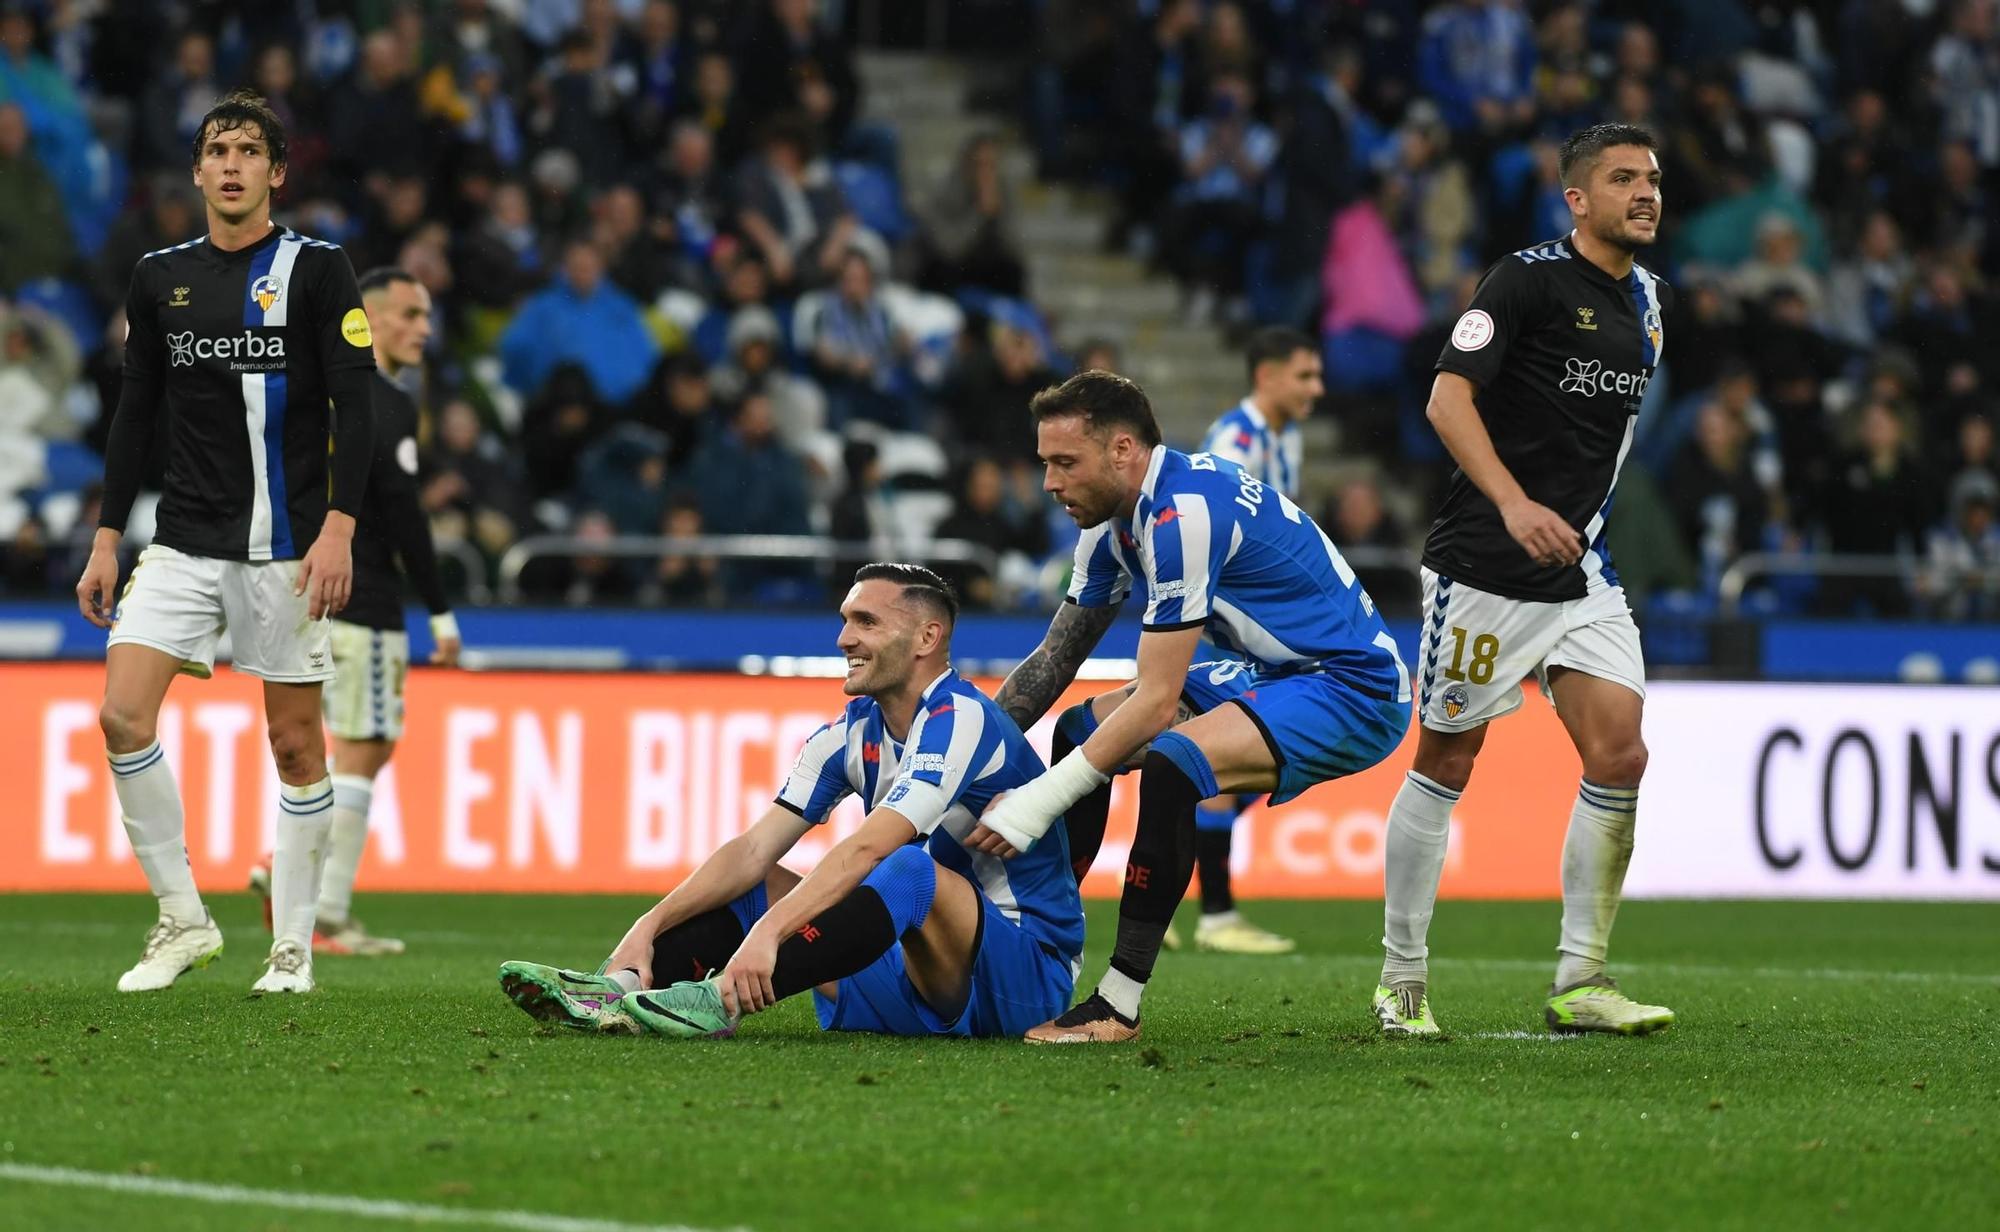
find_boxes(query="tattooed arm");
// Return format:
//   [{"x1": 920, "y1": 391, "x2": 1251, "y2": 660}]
[{"x1": 995, "y1": 600, "x2": 1123, "y2": 730}]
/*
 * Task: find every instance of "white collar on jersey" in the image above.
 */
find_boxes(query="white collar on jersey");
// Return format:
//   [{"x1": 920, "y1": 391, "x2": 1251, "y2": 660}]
[
  {"x1": 916, "y1": 667, "x2": 957, "y2": 704},
  {"x1": 1140, "y1": 444, "x2": 1167, "y2": 500},
  {"x1": 1236, "y1": 396, "x2": 1271, "y2": 432}
]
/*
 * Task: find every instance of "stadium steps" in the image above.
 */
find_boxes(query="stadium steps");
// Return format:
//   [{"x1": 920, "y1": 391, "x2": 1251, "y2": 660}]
[{"x1": 856, "y1": 51, "x2": 1245, "y2": 444}]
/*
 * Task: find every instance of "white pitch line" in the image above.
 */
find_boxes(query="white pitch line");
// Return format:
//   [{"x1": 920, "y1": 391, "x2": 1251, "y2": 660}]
[
  {"x1": 0, "y1": 1163, "x2": 740, "y2": 1232},
  {"x1": 1464, "y1": 1031, "x2": 1585, "y2": 1041}
]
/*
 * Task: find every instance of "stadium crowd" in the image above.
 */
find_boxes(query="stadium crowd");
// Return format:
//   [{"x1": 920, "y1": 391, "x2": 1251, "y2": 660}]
[
  {"x1": 1, "y1": 0, "x2": 1998, "y2": 623},
  {"x1": 1035, "y1": 0, "x2": 2000, "y2": 620}
]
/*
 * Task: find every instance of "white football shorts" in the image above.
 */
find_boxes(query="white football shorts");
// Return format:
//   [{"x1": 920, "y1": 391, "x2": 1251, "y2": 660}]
[
  {"x1": 323, "y1": 620, "x2": 410, "y2": 741},
  {"x1": 1414, "y1": 566, "x2": 1645, "y2": 732},
  {"x1": 108, "y1": 542, "x2": 334, "y2": 683}
]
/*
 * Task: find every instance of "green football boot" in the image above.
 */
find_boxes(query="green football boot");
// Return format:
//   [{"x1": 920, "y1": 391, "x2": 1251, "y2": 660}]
[
  {"x1": 498, "y1": 960, "x2": 641, "y2": 1035},
  {"x1": 625, "y1": 977, "x2": 740, "y2": 1039},
  {"x1": 1545, "y1": 977, "x2": 1674, "y2": 1035},
  {"x1": 1373, "y1": 982, "x2": 1441, "y2": 1036}
]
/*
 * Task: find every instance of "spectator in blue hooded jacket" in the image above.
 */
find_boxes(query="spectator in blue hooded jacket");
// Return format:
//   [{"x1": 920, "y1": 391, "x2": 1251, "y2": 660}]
[{"x1": 500, "y1": 237, "x2": 659, "y2": 404}]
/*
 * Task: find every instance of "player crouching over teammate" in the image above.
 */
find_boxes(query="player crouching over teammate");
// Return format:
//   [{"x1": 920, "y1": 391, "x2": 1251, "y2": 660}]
[
  {"x1": 498, "y1": 564, "x2": 1084, "y2": 1040},
  {"x1": 970, "y1": 371, "x2": 1412, "y2": 1042}
]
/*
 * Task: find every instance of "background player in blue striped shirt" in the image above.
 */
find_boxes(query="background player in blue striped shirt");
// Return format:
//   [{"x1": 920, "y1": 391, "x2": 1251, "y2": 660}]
[
  {"x1": 1172, "y1": 325, "x2": 1323, "y2": 955},
  {"x1": 973, "y1": 371, "x2": 1410, "y2": 1042},
  {"x1": 497, "y1": 564, "x2": 1083, "y2": 1040}
]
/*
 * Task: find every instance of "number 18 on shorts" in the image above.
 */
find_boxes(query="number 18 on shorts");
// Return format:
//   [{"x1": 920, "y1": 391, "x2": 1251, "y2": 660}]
[{"x1": 1415, "y1": 567, "x2": 1646, "y2": 732}]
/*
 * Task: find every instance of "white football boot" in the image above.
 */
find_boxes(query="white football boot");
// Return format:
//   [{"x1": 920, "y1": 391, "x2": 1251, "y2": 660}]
[
  {"x1": 117, "y1": 913, "x2": 225, "y2": 992},
  {"x1": 251, "y1": 939, "x2": 315, "y2": 994}
]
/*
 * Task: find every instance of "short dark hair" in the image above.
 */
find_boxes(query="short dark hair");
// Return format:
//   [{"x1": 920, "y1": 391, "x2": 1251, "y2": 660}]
[
  {"x1": 1245, "y1": 326, "x2": 1316, "y2": 383},
  {"x1": 1028, "y1": 370, "x2": 1162, "y2": 447},
  {"x1": 1558, "y1": 123, "x2": 1657, "y2": 188},
  {"x1": 192, "y1": 89, "x2": 287, "y2": 169},
  {"x1": 357, "y1": 267, "x2": 418, "y2": 296},
  {"x1": 853, "y1": 563, "x2": 959, "y2": 630}
]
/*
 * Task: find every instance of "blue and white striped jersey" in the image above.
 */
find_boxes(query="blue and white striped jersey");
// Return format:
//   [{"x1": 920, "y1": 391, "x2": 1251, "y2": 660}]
[
  {"x1": 1200, "y1": 399, "x2": 1302, "y2": 499},
  {"x1": 775, "y1": 668, "x2": 1084, "y2": 962},
  {"x1": 1066, "y1": 446, "x2": 1410, "y2": 702}
]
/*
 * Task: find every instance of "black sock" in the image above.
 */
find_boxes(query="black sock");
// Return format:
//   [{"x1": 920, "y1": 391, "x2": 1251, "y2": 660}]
[
  {"x1": 1196, "y1": 825, "x2": 1234, "y2": 914},
  {"x1": 770, "y1": 886, "x2": 899, "y2": 1001},
  {"x1": 1109, "y1": 749, "x2": 1202, "y2": 984},
  {"x1": 1056, "y1": 720, "x2": 1116, "y2": 881},
  {"x1": 647, "y1": 906, "x2": 748, "y2": 988}
]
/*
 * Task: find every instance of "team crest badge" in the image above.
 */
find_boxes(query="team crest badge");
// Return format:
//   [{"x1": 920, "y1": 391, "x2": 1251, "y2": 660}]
[
  {"x1": 1643, "y1": 306, "x2": 1663, "y2": 358},
  {"x1": 252, "y1": 274, "x2": 284, "y2": 313},
  {"x1": 1442, "y1": 683, "x2": 1469, "y2": 720}
]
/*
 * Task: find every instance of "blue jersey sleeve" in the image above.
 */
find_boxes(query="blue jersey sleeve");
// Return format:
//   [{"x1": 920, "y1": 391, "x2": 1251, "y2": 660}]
[
  {"x1": 1064, "y1": 522, "x2": 1132, "y2": 608},
  {"x1": 880, "y1": 694, "x2": 991, "y2": 835},
  {"x1": 1140, "y1": 491, "x2": 1233, "y2": 630},
  {"x1": 774, "y1": 713, "x2": 855, "y2": 824}
]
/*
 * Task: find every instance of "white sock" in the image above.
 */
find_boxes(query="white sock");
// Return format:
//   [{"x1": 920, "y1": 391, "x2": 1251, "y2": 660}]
[
  {"x1": 1198, "y1": 909, "x2": 1239, "y2": 926},
  {"x1": 1555, "y1": 780, "x2": 1638, "y2": 988},
  {"x1": 1098, "y1": 967, "x2": 1145, "y2": 1020},
  {"x1": 608, "y1": 968, "x2": 642, "y2": 994},
  {"x1": 273, "y1": 777, "x2": 336, "y2": 951},
  {"x1": 315, "y1": 774, "x2": 375, "y2": 924},
  {"x1": 1381, "y1": 771, "x2": 1457, "y2": 985},
  {"x1": 109, "y1": 741, "x2": 204, "y2": 923}
]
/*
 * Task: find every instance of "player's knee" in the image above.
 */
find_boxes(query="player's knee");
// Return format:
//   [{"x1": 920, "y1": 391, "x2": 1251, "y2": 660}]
[
  {"x1": 1413, "y1": 728, "x2": 1483, "y2": 792},
  {"x1": 266, "y1": 719, "x2": 324, "y2": 779},
  {"x1": 1415, "y1": 747, "x2": 1477, "y2": 794},
  {"x1": 98, "y1": 700, "x2": 155, "y2": 753},
  {"x1": 1585, "y1": 738, "x2": 1648, "y2": 789},
  {"x1": 863, "y1": 847, "x2": 938, "y2": 937}
]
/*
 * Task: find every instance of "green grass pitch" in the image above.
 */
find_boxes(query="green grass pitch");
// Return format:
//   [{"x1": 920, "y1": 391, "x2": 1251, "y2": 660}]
[{"x1": 1, "y1": 894, "x2": 1995, "y2": 1230}]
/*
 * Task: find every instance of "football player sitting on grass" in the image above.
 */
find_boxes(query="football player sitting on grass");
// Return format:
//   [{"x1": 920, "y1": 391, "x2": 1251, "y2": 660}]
[{"x1": 498, "y1": 564, "x2": 1085, "y2": 1040}]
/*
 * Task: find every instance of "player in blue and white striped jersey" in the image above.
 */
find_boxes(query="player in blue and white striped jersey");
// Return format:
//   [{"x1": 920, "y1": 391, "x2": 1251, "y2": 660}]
[
  {"x1": 972, "y1": 371, "x2": 1411, "y2": 1042},
  {"x1": 498, "y1": 563, "x2": 1082, "y2": 1041},
  {"x1": 1198, "y1": 326, "x2": 1318, "y2": 499},
  {"x1": 1179, "y1": 327, "x2": 1323, "y2": 956}
]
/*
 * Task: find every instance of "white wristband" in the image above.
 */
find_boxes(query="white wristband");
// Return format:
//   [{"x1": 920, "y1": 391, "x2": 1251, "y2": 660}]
[
  {"x1": 982, "y1": 748, "x2": 1111, "y2": 851},
  {"x1": 429, "y1": 611, "x2": 460, "y2": 643}
]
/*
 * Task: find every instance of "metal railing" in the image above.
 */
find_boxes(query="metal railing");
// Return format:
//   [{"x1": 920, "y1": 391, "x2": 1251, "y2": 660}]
[
  {"x1": 437, "y1": 540, "x2": 493, "y2": 605},
  {"x1": 1717, "y1": 552, "x2": 1915, "y2": 618},
  {"x1": 495, "y1": 534, "x2": 1004, "y2": 603}
]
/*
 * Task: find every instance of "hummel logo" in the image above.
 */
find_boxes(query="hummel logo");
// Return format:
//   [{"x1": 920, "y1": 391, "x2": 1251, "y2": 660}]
[
  {"x1": 167, "y1": 332, "x2": 195, "y2": 366},
  {"x1": 1155, "y1": 507, "x2": 1180, "y2": 526}
]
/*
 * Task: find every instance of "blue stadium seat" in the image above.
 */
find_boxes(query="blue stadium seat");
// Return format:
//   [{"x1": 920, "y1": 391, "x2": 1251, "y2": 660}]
[
  {"x1": 40, "y1": 441, "x2": 102, "y2": 494},
  {"x1": 954, "y1": 290, "x2": 1064, "y2": 369},
  {"x1": 835, "y1": 161, "x2": 911, "y2": 244},
  {"x1": 12, "y1": 279, "x2": 102, "y2": 353}
]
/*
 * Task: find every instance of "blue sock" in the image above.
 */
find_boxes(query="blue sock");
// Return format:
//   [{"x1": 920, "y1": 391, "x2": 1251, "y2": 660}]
[
  {"x1": 860, "y1": 845, "x2": 938, "y2": 937},
  {"x1": 1055, "y1": 700, "x2": 1098, "y2": 747},
  {"x1": 1151, "y1": 731, "x2": 1219, "y2": 799}
]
